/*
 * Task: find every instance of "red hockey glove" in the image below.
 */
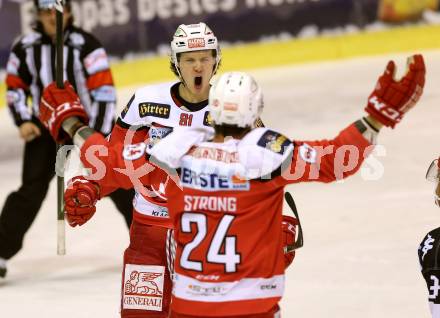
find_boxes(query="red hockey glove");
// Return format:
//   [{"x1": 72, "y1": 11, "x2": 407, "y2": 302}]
[
  {"x1": 365, "y1": 54, "x2": 425, "y2": 128},
  {"x1": 39, "y1": 81, "x2": 89, "y2": 143},
  {"x1": 282, "y1": 215, "x2": 298, "y2": 269},
  {"x1": 64, "y1": 176, "x2": 101, "y2": 227}
]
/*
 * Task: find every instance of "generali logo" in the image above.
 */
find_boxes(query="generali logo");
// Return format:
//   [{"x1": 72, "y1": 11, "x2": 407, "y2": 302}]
[
  {"x1": 188, "y1": 38, "x2": 205, "y2": 49},
  {"x1": 123, "y1": 265, "x2": 165, "y2": 311}
]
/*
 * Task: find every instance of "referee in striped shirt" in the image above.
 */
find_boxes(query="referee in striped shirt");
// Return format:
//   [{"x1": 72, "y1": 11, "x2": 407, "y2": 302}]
[{"x1": 0, "y1": 0, "x2": 133, "y2": 278}]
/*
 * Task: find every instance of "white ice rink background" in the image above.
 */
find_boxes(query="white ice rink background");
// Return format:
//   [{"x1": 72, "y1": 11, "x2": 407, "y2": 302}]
[{"x1": 0, "y1": 51, "x2": 439, "y2": 317}]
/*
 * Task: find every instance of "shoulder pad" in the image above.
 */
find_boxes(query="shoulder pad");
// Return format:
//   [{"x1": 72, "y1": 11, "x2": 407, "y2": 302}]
[{"x1": 238, "y1": 128, "x2": 294, "y2": 179}]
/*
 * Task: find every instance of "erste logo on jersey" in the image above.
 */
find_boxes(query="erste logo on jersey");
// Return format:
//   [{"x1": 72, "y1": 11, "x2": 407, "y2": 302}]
[
  {"x1": 181, "y1": 167, "x2": 249, "y2": 191},
  {"x1": 139, "y1": 102, "x2": 170, "y2": 119},
  {"x1": 257, "y1": 130, "x2": 291, "y2": 155}
]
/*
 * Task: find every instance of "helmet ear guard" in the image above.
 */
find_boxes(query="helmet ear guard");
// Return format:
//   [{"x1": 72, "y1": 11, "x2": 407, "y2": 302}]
[{"x1": 209, "y1": 72, "x2": 264, "y2": 128}]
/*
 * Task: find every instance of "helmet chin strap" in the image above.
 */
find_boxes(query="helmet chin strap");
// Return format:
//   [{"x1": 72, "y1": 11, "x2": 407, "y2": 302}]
[{"x1": 175, "y1": 63, "x2": 186, "y2": 86}]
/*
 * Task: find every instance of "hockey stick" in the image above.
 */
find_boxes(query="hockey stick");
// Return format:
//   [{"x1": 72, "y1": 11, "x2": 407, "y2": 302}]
[
  {"x1": 40, "y1": 0, "x2": 66, "y2": 255},
  {"x1": 284, "y1": 192, "x2": 304, "y2": 253},
  {"x1": 55, "y1": 0, "x2": 66, "y2": 256}
]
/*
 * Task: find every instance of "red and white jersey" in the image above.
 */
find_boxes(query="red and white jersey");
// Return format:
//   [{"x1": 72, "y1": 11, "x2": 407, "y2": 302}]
[
  {"x1": 78, "y1": 121, "x2": 372, "y2": 315},
  {"x1": 150, "y1": 124, "x2": 372, "y2": 317},
  {"x1": 108, "y1": 81, "x2": 214, "y2": 228}
]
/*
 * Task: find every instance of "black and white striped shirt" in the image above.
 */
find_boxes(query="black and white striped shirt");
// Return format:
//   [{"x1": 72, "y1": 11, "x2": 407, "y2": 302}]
[{"x1": 5, "y1": 24, "x2": 116, "y2": 135}]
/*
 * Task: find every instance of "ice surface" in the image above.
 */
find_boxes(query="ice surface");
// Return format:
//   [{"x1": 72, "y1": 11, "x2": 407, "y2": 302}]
[{"x1": 1, "y1": 51, "x2": 439, "y2": 317}]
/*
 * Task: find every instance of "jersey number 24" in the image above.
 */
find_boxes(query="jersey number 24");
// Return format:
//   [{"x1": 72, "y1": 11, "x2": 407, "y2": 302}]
[{"x1": 180, "y1": 212, "x2": 241, "y2": 273}]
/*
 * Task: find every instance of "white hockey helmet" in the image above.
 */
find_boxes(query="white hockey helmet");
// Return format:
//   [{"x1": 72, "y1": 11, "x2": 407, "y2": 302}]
[
  {"x1": 209, "y1": 72, "x2": 263, "y2": 128},
  {"x1": 171, "y1": 22, "x2": 221, "y2": 70}
]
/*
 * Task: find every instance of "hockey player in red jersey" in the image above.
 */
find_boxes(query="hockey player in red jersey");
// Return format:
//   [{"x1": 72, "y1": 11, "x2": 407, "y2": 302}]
[
  {"x1": 39, "y1": 50, "x2": 424, "y2": 316},
  {"x1": 41, "y1": 22, "x2": 263, "y2": 317},
  {"x1": 108, "y1": 22, "x2": 223, "y2": 317},
  {"x1": 418, "y1": 157, "x2": 440, "y2": 318},
  {"x1": 147, "y1": 71, "x2": 383, "y2": 317}
]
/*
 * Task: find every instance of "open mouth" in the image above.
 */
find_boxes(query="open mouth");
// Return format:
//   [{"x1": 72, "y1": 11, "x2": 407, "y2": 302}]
[{"x1": 194, "y1": 76, "x2": 202, "y2": 89}]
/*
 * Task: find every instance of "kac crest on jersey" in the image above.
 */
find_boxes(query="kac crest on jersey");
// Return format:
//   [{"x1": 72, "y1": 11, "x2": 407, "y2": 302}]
[{"x1": 257, "y1": 130, "x2": 291, "y2": 155}]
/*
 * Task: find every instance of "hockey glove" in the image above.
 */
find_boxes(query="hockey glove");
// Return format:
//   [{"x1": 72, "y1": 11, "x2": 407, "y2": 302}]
[
  {"x1": 365, "y1": 54, "x2": 425, "y2": 128},
  {"x1": 282, "y1": 215, "x2": 298, "y2": 269},
  {"x1": 64, "y1": 176, "x2": 101, "y2": 227},
  {"x1": 39, "y1": 81, "x2": 89, "y2": 143}
]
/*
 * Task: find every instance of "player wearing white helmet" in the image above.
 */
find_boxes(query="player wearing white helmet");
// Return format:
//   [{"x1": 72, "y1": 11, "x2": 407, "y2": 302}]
[
  {"x1": 209, "y1": 71, "x2": 263, "y2": 127},
  {"x1": 419, "y1": 157, "x2": 440, "y2": 318},
  {"x1": 148, "y1": 71, "x2": 386, "y2": 317},
  {"x1": 106, "y1": 22, "x2": 224, "y2": 318},
  {"x1": 170, "y1": 22, "x2": 221, "y2": 88}
]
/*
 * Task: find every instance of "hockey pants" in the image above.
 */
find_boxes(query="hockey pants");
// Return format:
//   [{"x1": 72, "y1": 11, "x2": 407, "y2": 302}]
[{"x1": 121, "y1": 220, "x2": 174, "y2": 318}]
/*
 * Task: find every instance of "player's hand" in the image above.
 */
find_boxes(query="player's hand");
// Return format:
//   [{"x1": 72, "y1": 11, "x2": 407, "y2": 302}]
[
  {"x1": 365, "y1": 54, "x2": 425, "y2": 128},
  {"x1": 19, "y1": 122, "x2": 41, "y2": 142},
  {"x1": 64, "y1": 176, "x2": 100, "y2": 227},
  {"x1": 282, "y1": 215, "x2": 298, "y2": 269},
  {"x1": 39, "y1": 81, "x2": 89, "y2": 143}
]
